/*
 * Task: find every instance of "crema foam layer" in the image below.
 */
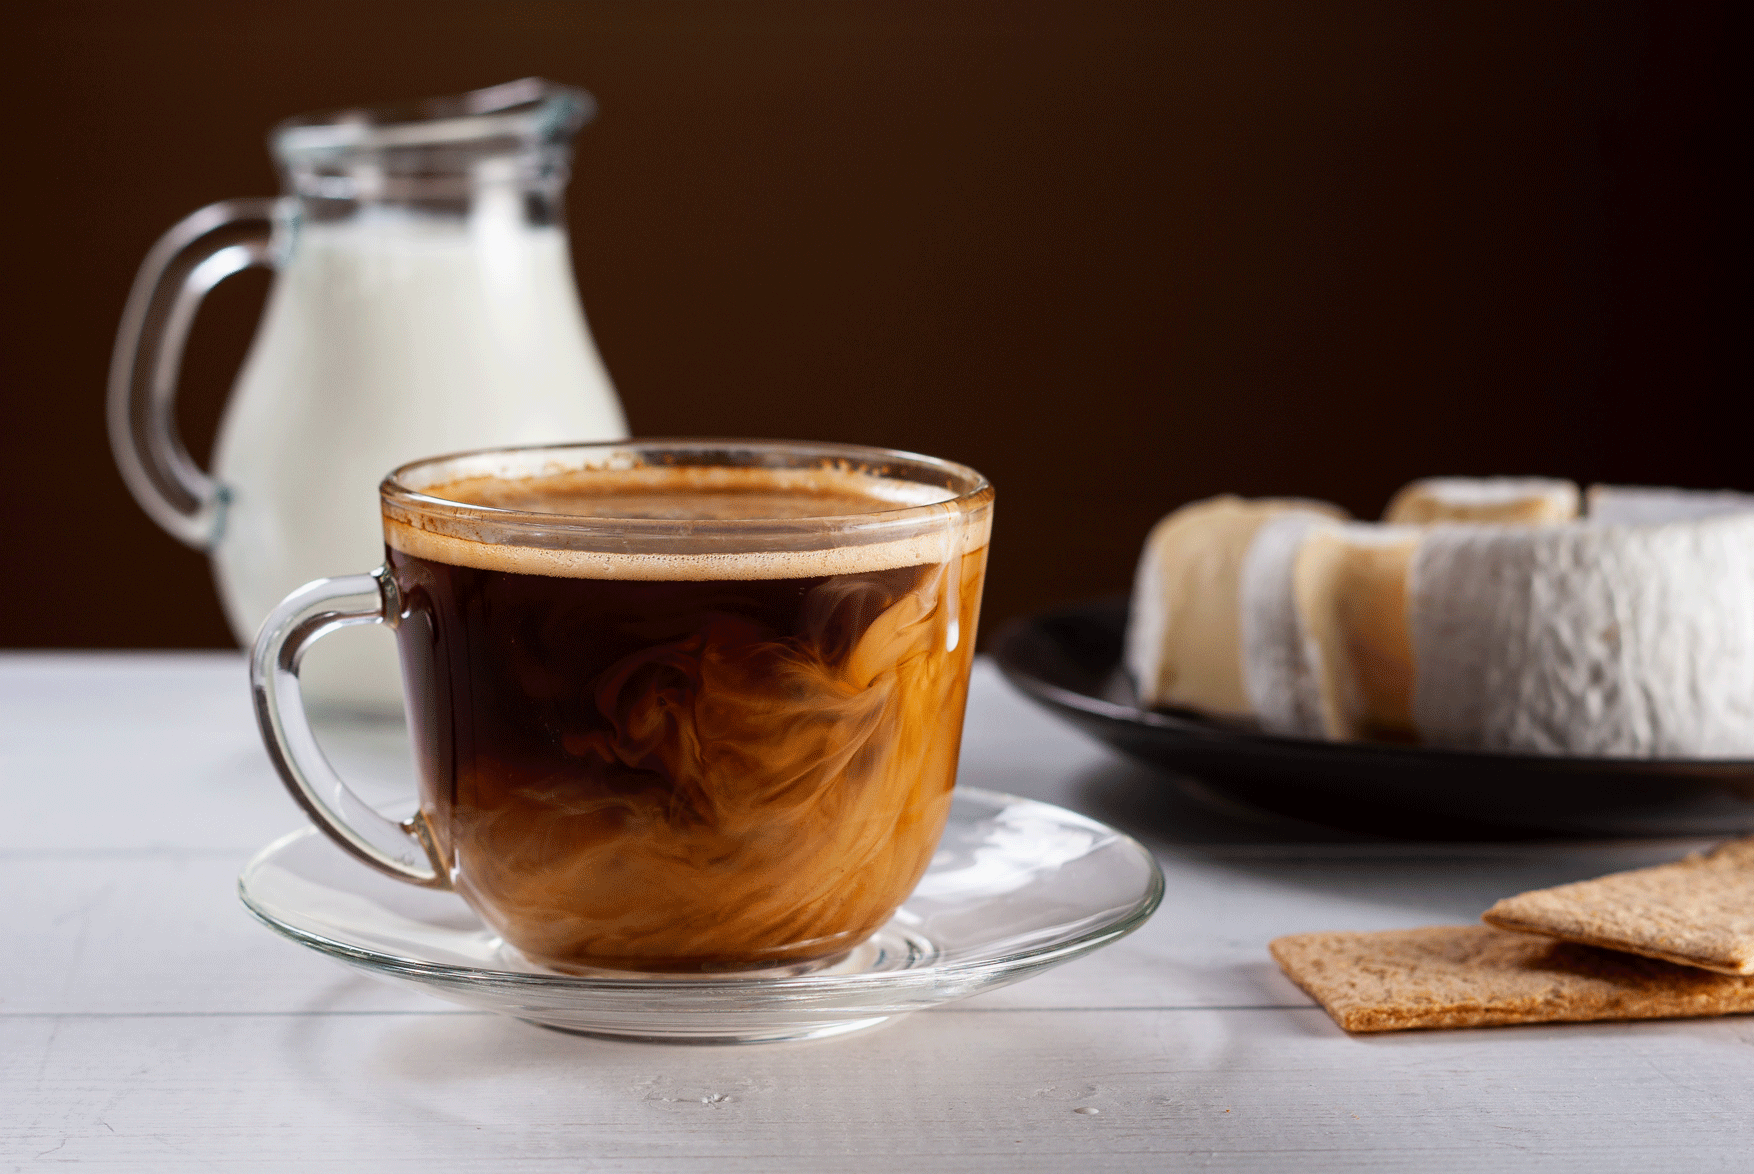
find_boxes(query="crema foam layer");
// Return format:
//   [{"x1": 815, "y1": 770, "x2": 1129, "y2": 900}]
[{"x1": 386, "y1": 466, "x2": 990, "y2": 581}]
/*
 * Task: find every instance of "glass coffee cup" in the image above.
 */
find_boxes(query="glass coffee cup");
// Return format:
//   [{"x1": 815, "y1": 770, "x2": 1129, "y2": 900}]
[{"x1": 251, "y1": 440, "x2": 992, "y2": 974}]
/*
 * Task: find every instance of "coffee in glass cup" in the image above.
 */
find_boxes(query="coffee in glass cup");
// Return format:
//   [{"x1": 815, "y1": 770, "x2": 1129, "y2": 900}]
[{"x1": 251, "y1": 440, "x2": 992, "y2": 974}]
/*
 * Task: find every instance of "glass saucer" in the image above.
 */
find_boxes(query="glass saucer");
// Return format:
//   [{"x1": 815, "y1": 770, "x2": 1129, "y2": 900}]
[{"x1": 238, "y1": 787, "x2": 1164, "y2": 1044}]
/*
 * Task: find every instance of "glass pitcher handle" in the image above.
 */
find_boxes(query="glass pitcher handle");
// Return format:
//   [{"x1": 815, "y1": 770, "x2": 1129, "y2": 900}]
[
  {"x1": 250, "y1": 568, "x2": 451, "y2": 889},
  {"x1": 107, "y1": 198, "x2": 283, "y2": 549}
]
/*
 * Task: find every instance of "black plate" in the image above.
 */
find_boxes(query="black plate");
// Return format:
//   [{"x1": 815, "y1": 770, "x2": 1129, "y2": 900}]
[{"x1": 992, "y1": 597, "x2": 1754, "y2": 838}]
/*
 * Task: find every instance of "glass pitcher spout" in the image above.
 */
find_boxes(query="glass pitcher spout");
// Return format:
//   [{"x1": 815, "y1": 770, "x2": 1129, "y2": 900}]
[{"x1": 271, "y1": 78, "x2": 596, "y2": 221}]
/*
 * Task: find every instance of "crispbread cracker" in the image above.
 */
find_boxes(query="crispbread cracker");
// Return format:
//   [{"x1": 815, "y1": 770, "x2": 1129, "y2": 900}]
[
  {"x1": 1269, "y1": 925, "x2": 1754, "y2": 1033},
  {"x1": 1482, "y1": 838, "x2": 1754, "y2": 976}
]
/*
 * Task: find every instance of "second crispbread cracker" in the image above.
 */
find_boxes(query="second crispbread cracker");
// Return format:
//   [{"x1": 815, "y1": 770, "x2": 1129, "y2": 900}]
[
  {"x1": 1270, "y1": 925, "x2": 1754, "y2": 1033},
  {"x1": 1482, "y1": 837, "x2": 1754, "y2": 976}
]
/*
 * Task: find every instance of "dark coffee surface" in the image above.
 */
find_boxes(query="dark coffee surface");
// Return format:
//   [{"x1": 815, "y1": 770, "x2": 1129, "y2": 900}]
[{"x1": 389, "y1": 542, "x2": 986, "y2": 971}]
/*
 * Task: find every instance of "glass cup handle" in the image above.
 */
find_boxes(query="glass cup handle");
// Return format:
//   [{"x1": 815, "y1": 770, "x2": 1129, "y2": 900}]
[
  {"x1": 107, "y1": 198, "x2": 284, "y2": 550},
  {"x1": 249, "y1": 568, "x2": 451, "y2": 889}
]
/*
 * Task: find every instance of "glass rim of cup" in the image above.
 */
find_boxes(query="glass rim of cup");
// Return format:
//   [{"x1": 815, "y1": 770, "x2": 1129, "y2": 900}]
[{"x1": 379, "y1": 437, "x2": 994, "y2": 554}]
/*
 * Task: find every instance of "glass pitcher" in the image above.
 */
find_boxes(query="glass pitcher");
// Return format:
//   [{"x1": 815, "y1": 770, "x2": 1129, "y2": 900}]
[{"x1": 109, "y1": 79, "x2": 627, "y2": 714}]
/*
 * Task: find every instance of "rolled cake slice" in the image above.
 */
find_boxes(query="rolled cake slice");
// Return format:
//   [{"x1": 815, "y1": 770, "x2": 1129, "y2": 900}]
[
  {"x1": 1244, "y1": 521, "x2": 1420, "y2": 741},
  {"x1": 1125, "y1": 496, "x2": 1345, "y2": 716},
  {"x1": 1384, "y1": 476, "x2": 1579, "y2": 525},
  {"x1": 1294, "y1": 524, "x2": 1423, "y2": 741},
  {"x1": 1240, "y1": 511, "x2": 1340, "y2": 736},
  {"x1": 1410, "y1": 510, "x2": 1754, "y2": 757}
]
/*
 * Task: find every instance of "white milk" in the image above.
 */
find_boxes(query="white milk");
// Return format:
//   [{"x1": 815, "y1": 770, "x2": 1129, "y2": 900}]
[{"x1": 211, "y1": 211, "x2": 626, "y2": 713}]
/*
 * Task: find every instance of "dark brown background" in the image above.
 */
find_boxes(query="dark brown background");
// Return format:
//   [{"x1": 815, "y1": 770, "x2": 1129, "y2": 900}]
[{"x1": 2, "y1": 1, "x2": 1745, "y2": 649}]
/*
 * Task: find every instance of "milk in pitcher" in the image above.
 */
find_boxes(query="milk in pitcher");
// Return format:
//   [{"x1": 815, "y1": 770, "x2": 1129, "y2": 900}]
[
  {"x1": 108, "y1": 80, "x2": 625, "y2": 714},
  {"x1": 215, "y1": 209, "x2": 624, "y2": 712}
]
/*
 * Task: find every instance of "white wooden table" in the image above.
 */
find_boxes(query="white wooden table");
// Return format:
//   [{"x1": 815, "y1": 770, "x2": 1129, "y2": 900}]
[{"x1": 4, "y1": 651, "x2": 1751, "y2": 1171}]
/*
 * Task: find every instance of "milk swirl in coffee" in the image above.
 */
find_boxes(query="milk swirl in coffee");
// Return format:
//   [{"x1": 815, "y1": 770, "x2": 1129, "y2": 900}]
[{"x1": 385, "y1": 466, "x2": 989, "y2": 972}]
